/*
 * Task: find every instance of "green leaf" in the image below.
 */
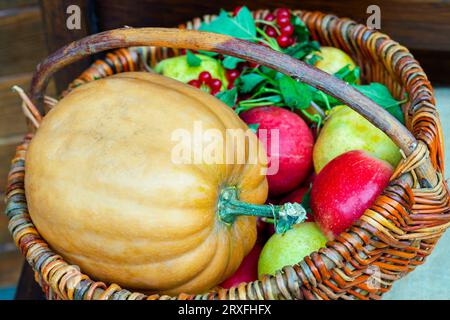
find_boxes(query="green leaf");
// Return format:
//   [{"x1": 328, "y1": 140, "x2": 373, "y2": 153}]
[
  {"x1": 278, "y1": 75, "x2": 312, "y2": 110},
  {"x1": 334, "y1": 65, "x2": 360, "y2": 85},
  {"x1": 311, "y1": 88, "x2": 339, "y2": 108},
  {"x1": 234, "y1": 6, "x2": 256, "y2": 39},
  {"x1": 301, "y1": 185, "x2": 312, "y2": 214},
  {"x1": 352, "y1": 83, "x2": 405, "y2": 124},
  {"x1": 237, "y1": 73, "x2": 266, "y2": 93},
  {"x1": 285, "y1": 41, "x2": 320, "y2": 60},
  {"x1": 199, "y1": 7, "x2": 256, "y2": 41},
  {"x1": 304, "y1": 53, "x2": 322, "y2": 65},
  {"x1": 223, "y1": 55, "x2": 245, "y2": 69},
  {"x1": 186, "y1": 50, "x2": 201, "y2": 67},
  {"x1": 198, "y1": 50, "x2": 218, "y2": 57},
  {"x1": 291, "y1": 16, "x2": 310, "y2": 44},
  {"x1": 216, "y1": 87, "x2": 238, "y2": 107},
  {"x1": 235, "y1": 95, "x2": 283, "y2": 114},
  {"x1": 248, "y1": 123, "x2": 260, "y2": 133}
]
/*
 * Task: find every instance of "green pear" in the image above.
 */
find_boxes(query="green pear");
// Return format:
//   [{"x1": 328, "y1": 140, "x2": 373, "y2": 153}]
[
  {"x1": 258, "y1": 222, "x2": 327, "y2": 278},
  {"x1": 313, "y1": 105, "x2": 402, "y2": 173},
  {"x1": 315, "y1": 47, "x2": 357, "y2": 75},
  {"x1": 155, "y1": 53, "x2": 227, "y2": 89}
]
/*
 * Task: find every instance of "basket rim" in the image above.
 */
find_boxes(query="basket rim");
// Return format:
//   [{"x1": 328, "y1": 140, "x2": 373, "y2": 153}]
[{"x1": 6, "y1": 8, "x2": 449, "y2": 300}]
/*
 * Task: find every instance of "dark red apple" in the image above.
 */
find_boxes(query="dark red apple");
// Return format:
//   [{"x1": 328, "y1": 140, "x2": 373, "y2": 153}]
[
  {"x1": 219, "y1": 243, "x2": 262, "y2": 288},
  {"x1": 302, "y1": 171, "x2": 316, "y2": 186},
  {"x1": 310, "y1": 150, "x2": 393, "y2": 239},
  {"x1": 279, "y1": 186, "x2": 314, "y2": 222},
  {"x1": 240, "y1": 107, "x2": 314, "y2": 196}
]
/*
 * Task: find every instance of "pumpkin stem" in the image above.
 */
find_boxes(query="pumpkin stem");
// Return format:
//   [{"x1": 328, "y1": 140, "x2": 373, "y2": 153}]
[{"x1": 218, "y1": 187, "x2": 307, "y2": 233}]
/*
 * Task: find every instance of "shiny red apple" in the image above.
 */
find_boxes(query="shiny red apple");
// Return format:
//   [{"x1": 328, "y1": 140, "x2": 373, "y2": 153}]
[
  {"x1": 310, "y1": 150, "x2": 393, "y2": 239},
  {"x1": 240, "y1": 106, "x2": 314, "y2": 196}
]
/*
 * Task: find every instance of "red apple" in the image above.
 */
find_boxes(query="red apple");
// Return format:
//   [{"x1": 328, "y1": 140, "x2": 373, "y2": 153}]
[
  {"x1": 279, "y1": 187, "x2": 314, "y2": 222},
  {"x1": 240, "y1": 107, "x2": 314, "y2": 196},
  {"x1": 302, "y1": 171, "x2": 316, "y2": 186},
  {"x1": 310, "y1": 150, "x2": 392, "y2": 239},
  {"x1": 219, "y1": 243, "x2": 262, "y2": 288}
]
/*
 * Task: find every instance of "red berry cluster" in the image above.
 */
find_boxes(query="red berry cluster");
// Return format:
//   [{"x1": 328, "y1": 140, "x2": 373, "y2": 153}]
[
  {"x1": 188, "y1": 71, "x2": 222, "y2": 95},
  {"x1": 264, "y1": 8, "x2": 294, "y2": 48},
  {"x1": 225, "y1": 69, "x2": 240, "y2": 89}
]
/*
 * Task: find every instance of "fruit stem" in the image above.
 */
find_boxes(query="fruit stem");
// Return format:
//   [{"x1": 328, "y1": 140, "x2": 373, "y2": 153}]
[{"x1": 218, "y1": 187, "x2": 307, "y2": 233}]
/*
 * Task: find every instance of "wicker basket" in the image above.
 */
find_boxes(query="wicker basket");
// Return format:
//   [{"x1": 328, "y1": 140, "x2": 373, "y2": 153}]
[{"x1": 5, "y1": 9, "x2": 450, "y2": 300}]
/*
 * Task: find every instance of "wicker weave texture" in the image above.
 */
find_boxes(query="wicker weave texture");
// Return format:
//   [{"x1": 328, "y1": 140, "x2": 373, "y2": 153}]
[{"x1": 5, "y1": 9, "x2": 450, "y2": 300}]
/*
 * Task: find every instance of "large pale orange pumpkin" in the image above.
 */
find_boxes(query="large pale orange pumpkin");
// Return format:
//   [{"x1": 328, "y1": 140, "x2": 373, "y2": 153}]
[{"x1": 25, "y1": 72, "x2": 269, "y2": 295}]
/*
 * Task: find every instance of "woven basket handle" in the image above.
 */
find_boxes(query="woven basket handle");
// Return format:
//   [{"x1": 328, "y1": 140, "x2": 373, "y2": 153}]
[{"x1": 31, "y1": 27, "x2": 416, "y2": 155}]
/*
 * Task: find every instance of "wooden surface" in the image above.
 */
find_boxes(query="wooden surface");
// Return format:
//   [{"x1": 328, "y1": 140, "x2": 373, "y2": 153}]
[
  {"x1": 37, "y1": 0, "x2": 450, "y2": 90},
  {"x1": 0, "y1": 5, "x2": 47, "y2": 76},
  {"x1": 40, "y1": 0, "x2": 94, "y2": 92},
  {"x1": 0, "y1": 0, "x2": 47, "y2": 293},
  {"x1": 94, "y1": 0, "x2": 450, "y2": 52}
]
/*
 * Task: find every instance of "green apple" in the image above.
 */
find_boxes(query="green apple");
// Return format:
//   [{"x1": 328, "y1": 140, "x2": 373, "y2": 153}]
[
  {"x1": 315, "y1": 46, "x2": 357, "y2": 74},
  {"x1": 258, "y1": 222, "x2": 327, "y2": 278},
  {"x1": 155, "y1": 53, "x2": 227, "y2": 89},
  {"x1": 313, "y1": 105, "x2": 402, "y2": 173}
]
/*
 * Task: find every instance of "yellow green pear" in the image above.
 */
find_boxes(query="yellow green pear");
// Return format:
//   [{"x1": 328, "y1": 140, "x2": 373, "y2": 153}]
[
  {"x1": 313, "y1": 105, "x2": 402, "y2": 173},
  {"x1": 258, "y1": 223, "x2": 327, "y2": 278},
  {"x1": 155, "y1": 53, "x2": 227, "y2": 89},
  {"x1": 315, "y1": 46, "x2": 357, "y2": 74}
]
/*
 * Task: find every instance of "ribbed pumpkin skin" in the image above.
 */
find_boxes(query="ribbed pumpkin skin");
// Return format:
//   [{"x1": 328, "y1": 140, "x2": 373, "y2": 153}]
[{"x1": 25, "y1": 72, "x2": 268, "y2": 295}]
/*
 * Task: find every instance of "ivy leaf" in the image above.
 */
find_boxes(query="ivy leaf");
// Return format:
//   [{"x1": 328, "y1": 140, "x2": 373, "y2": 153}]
[
  {"x1": 223, "y1": 55, "x2": 245, "y2": 69},
  {"x1": 248, "y1": 123, "x2": 260, "y2": 133},
  {"x1": 278, "y1": 75, "x2": 312, "y2": 110},
  {"x1": 216, "y1": 87, "x2": 237, "y2": 107},
  {"x1": 352, "y1": 83, "x2": 405, "y2": 124},
  {"x1": 186, "y1": 50, "x2": 201, "y2": 67},
  {"x1": 199, "y1": 7, "x2": 256, "y2": 41},
  {"x1": 237, "y1": 73, "x2": 266, "y2": 93}
]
